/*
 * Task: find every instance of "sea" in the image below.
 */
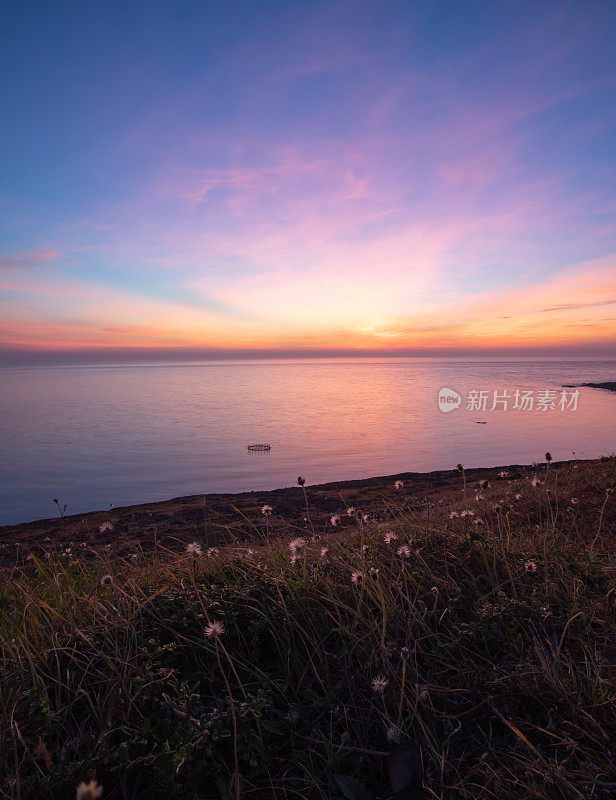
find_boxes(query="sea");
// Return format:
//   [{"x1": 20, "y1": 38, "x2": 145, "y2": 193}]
[{"x1": 1, "y1": 358, "x2": 615, "y2": 524}]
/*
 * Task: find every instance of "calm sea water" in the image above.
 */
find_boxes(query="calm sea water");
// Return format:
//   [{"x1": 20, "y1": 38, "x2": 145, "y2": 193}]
[{"x1": 1, "y1": 358, "x2": 615, "y2": 524}]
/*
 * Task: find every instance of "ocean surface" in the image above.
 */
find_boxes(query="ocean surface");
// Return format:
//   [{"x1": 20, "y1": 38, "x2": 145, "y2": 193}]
[{"x1": 1, "y1": 358, "x2": 615, "y2": 525}]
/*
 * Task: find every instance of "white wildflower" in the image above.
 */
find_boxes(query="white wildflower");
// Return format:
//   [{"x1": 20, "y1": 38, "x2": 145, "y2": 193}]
[
  {"x1": 204, "y1": 620, "x2": 225, "y2": 638},
  {"x1": 76, "y1": 781, "x2": 103, "y2": 800},
  {"x1": 289, "y1": 537, "x2": 306, "y2": 555},
  {"x1": 372, "y1": 675, "x2": 389, "y2": 692},
  {"x1": 98, "y1": 521, "x2": 113, "y2": 533}
]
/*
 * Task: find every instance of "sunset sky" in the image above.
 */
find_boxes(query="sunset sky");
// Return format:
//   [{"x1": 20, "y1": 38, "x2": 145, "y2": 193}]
[{"x1": 2, "y1": 0, "x2": 616, "y2": 361}]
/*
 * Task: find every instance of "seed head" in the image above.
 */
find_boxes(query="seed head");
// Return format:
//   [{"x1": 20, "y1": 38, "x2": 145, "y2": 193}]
[
  {"x1": 185, "y1": 541, "x2": 203, "y2": 557},
  {"x1": 76, "y1": 780, "x2": 103, "y2": 800},
  {"x1": 288, "y1": 537, "x2": 306, "y2": 554},
  {"x1": 371, "y1": 675, "x2": 388, "y2": 693},
  {"x1": 204, "y1": 620, "x2": 225, "y2": 639}
]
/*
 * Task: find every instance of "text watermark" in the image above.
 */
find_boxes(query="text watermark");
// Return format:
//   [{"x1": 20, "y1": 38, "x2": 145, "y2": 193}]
[{"x1": 438, "y1": 387, "x2": 580, "y2": 413}]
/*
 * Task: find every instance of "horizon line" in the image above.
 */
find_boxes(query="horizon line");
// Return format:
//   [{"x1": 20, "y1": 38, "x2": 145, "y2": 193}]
[{"x1": 1, "y1": 343, "x2": 616, "y2": 366}]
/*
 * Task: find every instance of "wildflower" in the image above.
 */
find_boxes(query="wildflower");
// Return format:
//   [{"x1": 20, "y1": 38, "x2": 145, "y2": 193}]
[
  {"x1": 531, "y1": 476, "x2": 542, "y2": 487},
  {"x1": 288, "y1": 537, "x2": 306, "y2": 555},
  {"x1": 515, "y1": 494, "x2": 522, "y2": 500},
  {"x1": 346, "y1": 506, "x2": 355, "y2": 516},
  {"x1": 478, "y1": 601, "x2": 493, "y2": 617},
  {"x1": 362, "y1": 513, "x2": 371, "y2": 523},
  {"x1": 460, "y1": 510, "x2": 473, "y2": 517},
  {"x1": 498, "y1": 471, "x2": 509, "y2": 479},
  {"x1": 386, "y1": 724, "x2": 401, "y2": 742},
  {"x1": 351, "y1": 570, "x2": 364, "y2": 585},
  {"x1": 396, "y1": 544, "x2": 411, "y2": 558},
  {"x1": 400, "y1": 646, "x2": 410, "y2": 660},
  {"x1": 449, "y1": 510, "x2": 459, "y2": 519},
  {"x1": 394, "y1": 480, "x2": 404, "y2": 490},
  {"x1": 206, "y1": 547, "x2": 219, "y2": 557},
  {"x1": 297, "y1": 476, "x2": 305, "y2": 486},
  {"x1": 100, "y1": 574, "x2": 113, "y2": 586},
  {"x1": 372, "y1": 675, "x2": 388, "y2": 692},
  {"x1": 384, "y1": 531, "x2": 398, "y2": 544},
  {"x1": 475, "y1": 493, "x2": 484, "y2": 501},
  {"x1": 525, "y1": 560, "x2": 537, "y2": 573},
  {"x1": 570, "y1": 497, "x2": 578, "y2": 505},
  {"x1": 319, "y1": 547, "x2": 328, "y2": 558},
  {"x1": 330, "y1": 515, "x2": 340, "y2": 526},
  {"x1": 457, "y1": 463, "x2": 464, "y2": 473},
  {"x1": 98, "y1": 521, "x2": 113, "y2": 533},
  {"x1": 76, "y1": 781, "x2": 103, "y2": 800},
  {"x1": 185, "y1": 542, "x2": 203, "y2": 557},
  {"x1": 261, "y1": 504, "x2": 273, "y2": 516},
  {"x1": 204, "y1": 620, "x2": 225, "y2": 638},
  {"x1": 545, "y1": 452, "x2": 552, "y2": 462}
]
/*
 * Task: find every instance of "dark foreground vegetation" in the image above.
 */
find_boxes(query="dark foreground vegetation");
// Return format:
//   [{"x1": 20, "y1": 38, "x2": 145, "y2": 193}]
[{"x1": 1, "y1": 457, "x2": 615, "y2": 799}]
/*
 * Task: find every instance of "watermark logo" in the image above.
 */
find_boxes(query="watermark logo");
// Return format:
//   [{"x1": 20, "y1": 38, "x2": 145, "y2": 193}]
[
  {"x1": 438, "y1": 387, "x2": 462, "y2": 413},
  {"x1": 438, "y1": 387, "x2": 580, "y2": 413}
]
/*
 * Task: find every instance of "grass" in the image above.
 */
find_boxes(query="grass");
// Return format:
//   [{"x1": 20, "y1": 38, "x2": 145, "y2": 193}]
[{"x1": 1, "y1": 458, "x2": 615, "y2": 799}]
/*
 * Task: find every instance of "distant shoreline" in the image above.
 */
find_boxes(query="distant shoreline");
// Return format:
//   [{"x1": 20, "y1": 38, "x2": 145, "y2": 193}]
[
  {"x1": 1, "y1": 456, "x2": 612, "y2": 567},
  {"x1": 564, "y1": 381, "x2": 616, "y2": 392}
]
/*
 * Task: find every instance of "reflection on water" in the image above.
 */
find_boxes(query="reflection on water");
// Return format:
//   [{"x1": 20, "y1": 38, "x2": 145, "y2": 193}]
[{"x1": 1, "y1": 359, "x2": 615, "y2": 523}]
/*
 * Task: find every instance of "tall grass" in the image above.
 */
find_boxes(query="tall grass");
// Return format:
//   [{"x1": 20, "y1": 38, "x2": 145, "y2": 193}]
[{"x1": 1, "y1": 458, "x2": 615, "y2": 799}]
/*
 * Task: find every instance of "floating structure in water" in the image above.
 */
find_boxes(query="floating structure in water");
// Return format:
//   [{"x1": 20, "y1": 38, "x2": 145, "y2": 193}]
[{"x1": 247, "y1": 443, "x2": 271, "y2": 451}]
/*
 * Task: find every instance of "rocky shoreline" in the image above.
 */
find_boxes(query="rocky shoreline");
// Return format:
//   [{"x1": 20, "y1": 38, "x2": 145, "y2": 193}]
[{"x1": 0, "y1": 459, "x2": 596, "y2": 567}]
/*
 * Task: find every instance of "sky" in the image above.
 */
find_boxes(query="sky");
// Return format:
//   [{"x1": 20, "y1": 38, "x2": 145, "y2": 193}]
[{"x1": 1, "y1": 0, "x2": 616, "y2": 362}]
